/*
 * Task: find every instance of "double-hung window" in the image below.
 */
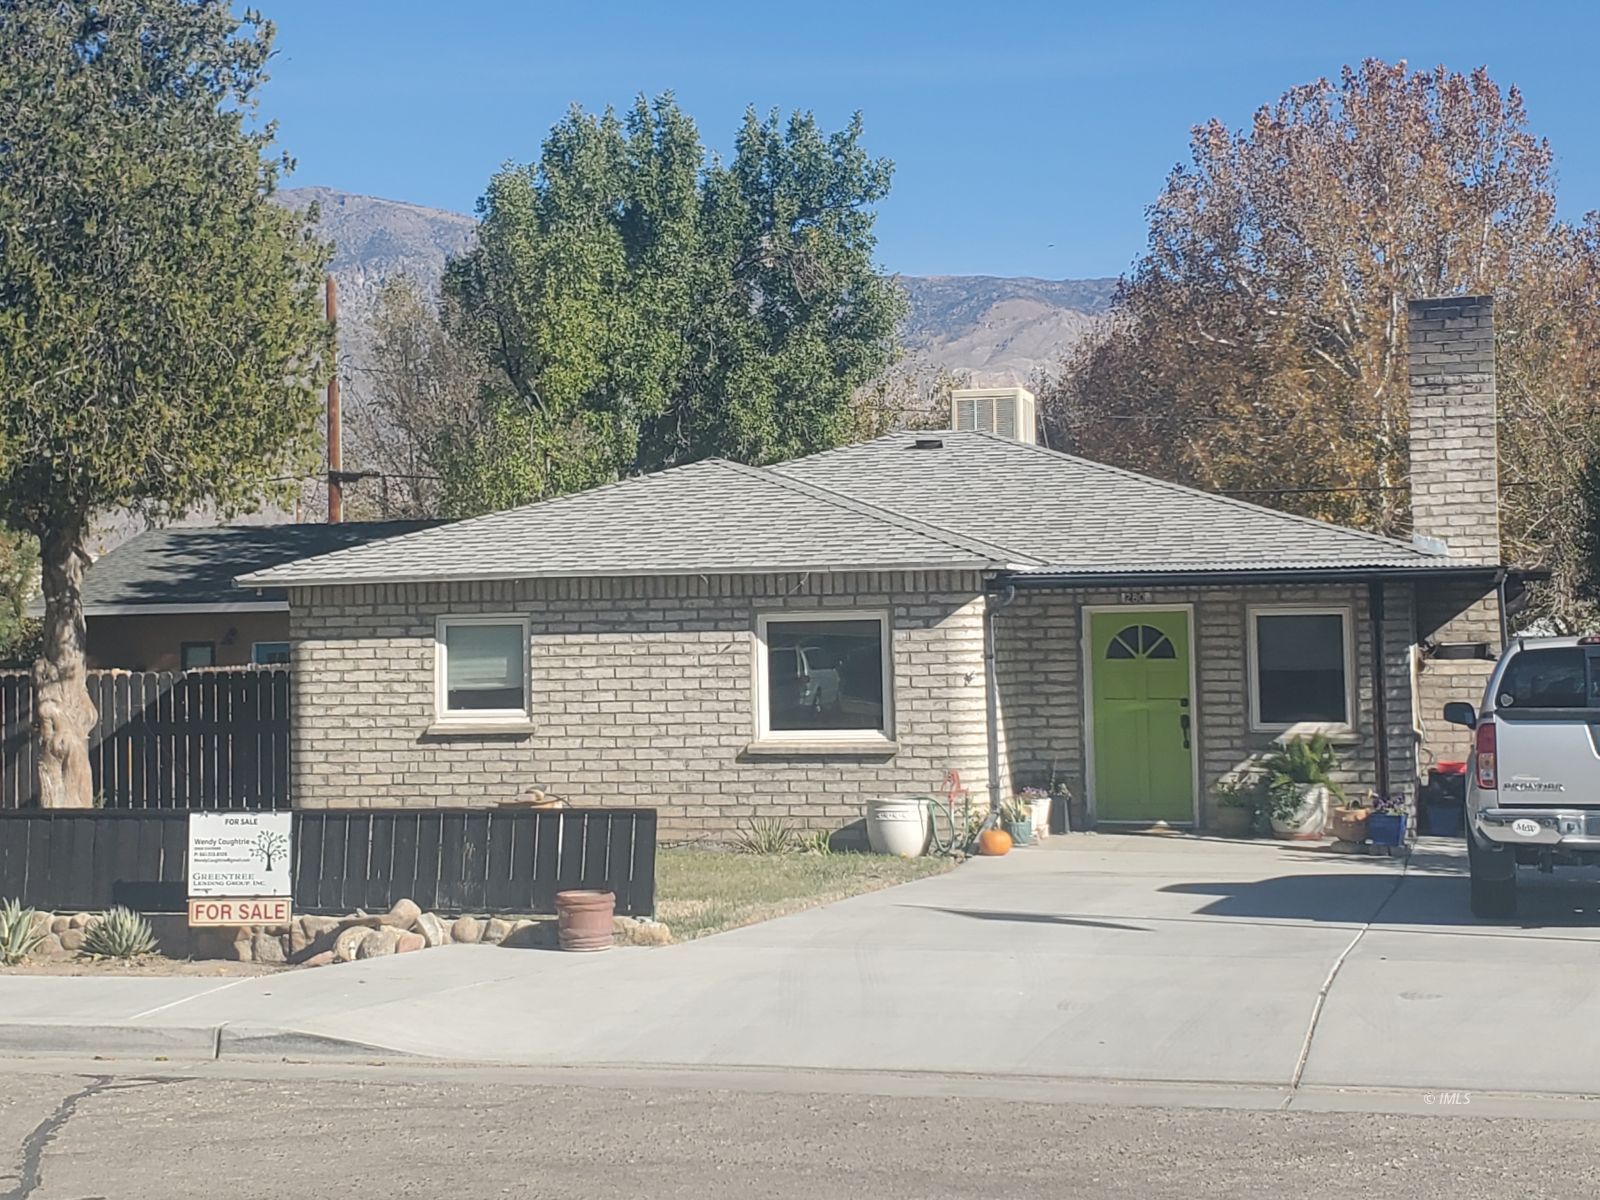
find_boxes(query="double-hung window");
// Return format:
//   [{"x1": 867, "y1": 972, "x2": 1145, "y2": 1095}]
[
  {"x1": 754, "y1": 611, "x2": 892, "y2": 743},
  {"x1": 435, "y1": 616, "x2": 530, "y2": 727},
  {"x1": 1248, "y1": 607, "x2": 1354, "y2": 733}
]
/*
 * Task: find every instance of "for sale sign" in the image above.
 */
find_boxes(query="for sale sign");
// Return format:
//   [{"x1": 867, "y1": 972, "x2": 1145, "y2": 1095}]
[
  {"x1": 188, "y1": 812, "x2": 292, "y2": 898},
  {"x1": 188, "y1": 897, "x2": 292, "y2": 927}
]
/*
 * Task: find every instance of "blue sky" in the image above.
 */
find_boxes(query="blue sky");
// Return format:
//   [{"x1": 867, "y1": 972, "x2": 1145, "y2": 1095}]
[{"x1": 258, "y1": 0, "x2": 1600, "y2": 280}]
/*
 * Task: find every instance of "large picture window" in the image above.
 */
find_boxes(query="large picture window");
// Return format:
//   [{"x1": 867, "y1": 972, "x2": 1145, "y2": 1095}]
[
  {"x1": 435, "y1": 616, "x2": 530, "y2": 725},
  {"x1": 1248, "y1": 608, "x2": 1353, "y2": 731},
  {"x1": 756, "y1": 612, "x2": 891, "y2": 741}
]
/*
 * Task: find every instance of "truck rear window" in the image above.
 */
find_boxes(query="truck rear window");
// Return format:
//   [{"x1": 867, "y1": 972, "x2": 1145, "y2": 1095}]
[{"x1": 1495, "y1": 647, "x2": 1599, "y2": 709}]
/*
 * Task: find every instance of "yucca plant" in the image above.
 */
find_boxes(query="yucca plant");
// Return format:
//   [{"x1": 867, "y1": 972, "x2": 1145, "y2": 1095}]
[
  {"x1": 0, "y1": 900, "x2": 45, "y2": 966},
  {"x1": 800, "y1": 829, "x2": 834, "y2": 855},
  {"x1": 732, "y1": 817, "x2": 796, "y2": 855},
  {"x1": 81, "y1": 907, "x2": 157, "y2": 959}
]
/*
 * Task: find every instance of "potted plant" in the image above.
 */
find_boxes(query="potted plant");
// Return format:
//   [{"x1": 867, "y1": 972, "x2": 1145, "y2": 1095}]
[
  {"x1": 1018, "y1": 787, "x2": 1052, "y2": 841},
  {"x1": 1001, "y1": 796, "x2": 1034, "y2": 846},
  {"x1": 1261, "y1": 734, "x2": 1342, "y2": 840},
  {"x1": 1329, "y1": 797, "x2": 1370, "y2": 844},
  {"x1": 1367, "y1": 791, "x2": 1410, "y2": 847},
  {"x1": 1210, "y1": 775, "x2": 1260, "y2": 838}
]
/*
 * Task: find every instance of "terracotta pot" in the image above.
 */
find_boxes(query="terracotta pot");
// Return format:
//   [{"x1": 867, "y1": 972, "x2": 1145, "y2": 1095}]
[
  {"x1": 554, "y1": 890, "x2": 615, "y2": 952},
  {"x1": 977, "y1": 828, "x2": 1013, "y2": 856},
  {"x1": 1212, "y1": 806, "x2": 1254, "y2": 838}
]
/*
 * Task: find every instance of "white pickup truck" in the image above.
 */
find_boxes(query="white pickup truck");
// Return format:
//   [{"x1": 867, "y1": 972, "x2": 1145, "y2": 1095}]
[{"x1": 1445, "y1": 635, "x2": 1600, "y2": 917}]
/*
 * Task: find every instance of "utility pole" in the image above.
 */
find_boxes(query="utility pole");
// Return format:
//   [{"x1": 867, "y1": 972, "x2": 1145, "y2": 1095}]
[{"x1": 326, "y1": 275, "x2": 343, "y2": 524}]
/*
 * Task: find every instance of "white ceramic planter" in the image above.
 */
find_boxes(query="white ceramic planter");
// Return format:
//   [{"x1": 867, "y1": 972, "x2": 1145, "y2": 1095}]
[
  {"x1": 1270, "y1": 783, "x2": 1331, "y2": 840},
  {"x1": 1030, "y1": 798, "x2": 1052, "y2": 840},
  {"x1": 865, "y1": 797, "x2": 931, "y2": 857}
]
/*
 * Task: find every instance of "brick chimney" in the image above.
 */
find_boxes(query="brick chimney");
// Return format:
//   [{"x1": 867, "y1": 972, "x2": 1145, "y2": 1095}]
[{"x1": 1406, "y1": 296, "x2": 1499, "y2": 563}]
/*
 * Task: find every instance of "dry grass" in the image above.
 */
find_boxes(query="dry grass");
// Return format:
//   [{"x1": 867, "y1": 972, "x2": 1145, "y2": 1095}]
[{"x1": 656, "y1": 848, "x2": 954, "y2": 941}]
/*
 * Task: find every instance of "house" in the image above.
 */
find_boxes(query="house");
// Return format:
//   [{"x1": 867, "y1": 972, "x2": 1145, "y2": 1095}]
[
  {"x1": 71, "y1": 521, "x2": 438, "y2": 671},
  {"x1": 239, "y1": 297, "x2": 1519, "y2": 837}
]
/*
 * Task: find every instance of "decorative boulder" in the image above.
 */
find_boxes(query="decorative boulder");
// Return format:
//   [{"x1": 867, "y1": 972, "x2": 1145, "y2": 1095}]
[
  {"x1": 413, "y1": 913, "x2": 450, "y2": 948},
  {"x1": 451, "y1": 917, "x2": 483, "y2": 945},
  {"x1": 333, "y1": 926, "x2": 375, "y2": 963},
  {"x1": 382, "y1": 899, "x2": 422, "y2": 929},
  {"x1": 481, "y1": 918, "x2": 513, "y2": 945},
  {"x1": 394, "y1": 932, "x2": 425, "y2": 954},
  {"x1": 357, "y1": 927, "x2": 404, "y2": 959},
  {"x1": 291, "y1": 916, "x2": 343, "y2": 958},
  {"x1": 251, "y1": 932, "x2": 288, "y2": 965}
]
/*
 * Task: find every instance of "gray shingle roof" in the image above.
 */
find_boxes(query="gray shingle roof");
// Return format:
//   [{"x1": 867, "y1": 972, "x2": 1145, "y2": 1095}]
[
  {"x1": 775, "y1": 431, "x2": 1464, "y2": 573},
  {"x1": 238, "y1": 459, "x2": 1021, "y2": 587},
  {"x1": 239, "y1": 430, "x2": 1472, "y2": 590},
  {"x1": 73, "y1": 521, "x2": 442, "y2": 612}
]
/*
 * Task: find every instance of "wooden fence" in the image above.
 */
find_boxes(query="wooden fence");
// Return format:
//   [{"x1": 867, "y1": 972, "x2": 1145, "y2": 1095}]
[
  {"x1": 0, "y1": 669, "x2": 290, "y2": 810},
  {"x1": 0, "y1": 807, "x2": 658, "y2": 917}
]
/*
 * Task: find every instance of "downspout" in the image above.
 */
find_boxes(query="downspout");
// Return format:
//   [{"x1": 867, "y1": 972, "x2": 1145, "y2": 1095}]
[
  {"x1": 984, "y1": 583, "x2": 1018, "y2": 817},
  {"x1": 1368, "y1": 580, "x2": 1392, "y2": 804},
  {"x1": 1494, "y1": 567, "x2": 1510, "y2": 651}
]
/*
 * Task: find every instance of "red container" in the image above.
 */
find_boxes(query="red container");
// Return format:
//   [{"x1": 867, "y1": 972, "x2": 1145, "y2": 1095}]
[{"x1": 554, "y1": 890, "x2": 616, "y2": 952}]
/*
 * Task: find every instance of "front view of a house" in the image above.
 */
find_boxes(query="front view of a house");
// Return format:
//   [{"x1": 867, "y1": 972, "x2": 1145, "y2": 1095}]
[{"x1": 239, "y1": 297, "x2": 1518, "y2": 837}]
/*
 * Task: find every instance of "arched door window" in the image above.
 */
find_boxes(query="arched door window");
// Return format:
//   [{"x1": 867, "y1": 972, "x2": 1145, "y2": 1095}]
[{"x1": 1105, "y1": 624, "x2": 1176, "y2": 660}]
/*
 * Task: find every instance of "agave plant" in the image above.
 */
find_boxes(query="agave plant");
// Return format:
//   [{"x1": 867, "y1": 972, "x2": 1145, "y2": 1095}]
[
  {"x1": 0, "y1": 900, "x2": 45, "y2": 966},
  {"x1": 81, "y1": 907, "x2": 158, "y2": 959},
  {"x1": 732, "y1": 817, "x2": 796, "y2": 855}
]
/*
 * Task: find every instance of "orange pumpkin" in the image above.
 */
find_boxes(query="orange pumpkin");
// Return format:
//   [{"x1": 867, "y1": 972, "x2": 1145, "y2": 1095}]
[{"x1": 977, "y1": 827, "x2": 1013, "y2": 856}]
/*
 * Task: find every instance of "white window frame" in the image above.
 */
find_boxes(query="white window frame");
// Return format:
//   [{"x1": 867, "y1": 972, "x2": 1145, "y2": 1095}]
[
  {"x1": 251, "y1": 641, "x2": 291, "y2": 665},
  {"x1": 1246, "y1": 604, "x2": 1357, "y2": 735},
  {"x1": 753, "y1": 609, "x2": 894, "y2": 745},
  {"x1": 434, "y1": 614, "x2": 533, "y2": 728}
]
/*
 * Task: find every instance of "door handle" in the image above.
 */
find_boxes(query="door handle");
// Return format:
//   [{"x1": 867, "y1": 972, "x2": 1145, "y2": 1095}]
[{"x1": 1179, "y1": 713, "x2": 1191, "y2": 750}]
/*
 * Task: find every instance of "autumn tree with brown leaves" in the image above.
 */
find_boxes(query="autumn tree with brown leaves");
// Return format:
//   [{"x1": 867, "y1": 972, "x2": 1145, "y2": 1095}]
[{"x1": 1041, "y1": 60, "x2": 1600, "y2": 628}]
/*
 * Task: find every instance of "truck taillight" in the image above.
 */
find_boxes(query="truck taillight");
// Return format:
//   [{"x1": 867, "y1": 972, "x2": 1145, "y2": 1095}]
[{"x1": 1475, "y1": 721, "x2": 1497, "y2": 790}]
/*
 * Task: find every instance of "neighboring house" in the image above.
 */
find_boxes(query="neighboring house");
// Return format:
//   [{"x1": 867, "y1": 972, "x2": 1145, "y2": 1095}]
[
  {"x1": 241, "y1": 298, "x2": 1522, "y2": 838},
  {"x1": 70, "y1": 522, "x2": 438, "y2": 671}
]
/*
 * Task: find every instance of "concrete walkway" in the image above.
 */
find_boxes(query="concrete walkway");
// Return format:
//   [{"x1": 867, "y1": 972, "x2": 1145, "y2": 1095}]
[{"x1": 5, "y1": 833, "x2": 1600, "y2": 1094}]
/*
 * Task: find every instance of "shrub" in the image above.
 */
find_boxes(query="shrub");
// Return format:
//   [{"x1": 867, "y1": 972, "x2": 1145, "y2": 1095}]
[
  {"x1": 81, "y1": 907, "x2": 157, "y2": 959},
  {"x1": 732, "y1": 817, "x2": 797, "y2": 855},
  {"x1": 800, "y1": 830, "x2": 833, "y2": 855},
  {"x1": 0, "y1": 900, "x2": 44, "y2": 965}
]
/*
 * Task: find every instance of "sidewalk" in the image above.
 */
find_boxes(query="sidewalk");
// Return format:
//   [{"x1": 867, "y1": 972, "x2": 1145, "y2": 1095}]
[{"x1": 4, "y1": 835, "x2": 1600, "y2": 1097}]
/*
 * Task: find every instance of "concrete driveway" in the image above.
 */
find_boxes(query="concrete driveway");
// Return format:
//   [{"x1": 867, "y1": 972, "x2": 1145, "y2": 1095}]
[
  {"x1": 7, "y1": 833, "x2": 1600, "y2": 1094},
  {"x1": 31, "y1": 833, "x2": 1564, "y2": 1093}
]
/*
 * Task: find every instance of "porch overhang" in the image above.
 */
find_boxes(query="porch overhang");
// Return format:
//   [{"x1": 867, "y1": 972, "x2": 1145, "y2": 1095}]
[{"x1": 987, "y1": 564, "x2": 1518, "y2": 591}]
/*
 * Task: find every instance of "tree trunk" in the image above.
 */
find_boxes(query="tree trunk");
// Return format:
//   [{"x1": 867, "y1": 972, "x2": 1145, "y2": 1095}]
[{"x1": 33, "y1": 525, "x2": 96, "y2": 808}]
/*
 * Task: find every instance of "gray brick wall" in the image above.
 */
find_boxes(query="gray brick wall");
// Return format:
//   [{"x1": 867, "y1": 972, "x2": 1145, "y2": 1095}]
[
  {"x1": 1407, "y1": 296, "x2": 1499, "y2": 563},
  {"x1": 994, "y1": 583, "x2": 1418, "y2": 825},
  {"x1": 1406, "y1": 295, "x2": 1502, "y2": 764},
  {"x1": 288, "y1": 571, "x2": 991, "y2": 838}
]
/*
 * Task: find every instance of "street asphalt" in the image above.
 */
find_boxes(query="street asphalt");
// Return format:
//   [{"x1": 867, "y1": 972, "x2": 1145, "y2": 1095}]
[
  {"x1": 2, "y1": 1059, "x2": 1600, "y2": 1198},
  {"x1": 4, "y1": 834, "x2": 1600, "y2": 1098}
]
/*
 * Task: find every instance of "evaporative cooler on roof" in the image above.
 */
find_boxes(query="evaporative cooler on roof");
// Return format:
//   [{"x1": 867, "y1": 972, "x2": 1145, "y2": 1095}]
[{"x1": 951, "y1": 387, "x2": 1038, "y2": 444}]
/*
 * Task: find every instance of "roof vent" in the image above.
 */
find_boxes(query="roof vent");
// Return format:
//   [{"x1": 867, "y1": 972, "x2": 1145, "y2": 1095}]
[
  {"x1": 952, "y1": 387, "x2": 1037, "y2": 443},
  {"x1": 912, "y1": 437, "x2": 944, "y2": 450}
]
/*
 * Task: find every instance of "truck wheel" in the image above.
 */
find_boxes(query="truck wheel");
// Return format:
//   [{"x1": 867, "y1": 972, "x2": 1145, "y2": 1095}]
[{"x1": 1468, "y1": 826, "x2": 1517, "y2": 918}]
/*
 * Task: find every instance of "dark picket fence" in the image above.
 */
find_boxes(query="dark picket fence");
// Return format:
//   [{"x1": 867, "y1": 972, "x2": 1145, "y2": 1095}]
[
  {"x1": 0, "y1": 669, "x2": 290, "y2": 810},
  {"x1": 0, "y1": 807, "x2": 658, "y2": 917}
]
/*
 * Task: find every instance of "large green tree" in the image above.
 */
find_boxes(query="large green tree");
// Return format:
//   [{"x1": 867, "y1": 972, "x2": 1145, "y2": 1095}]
[
  {"x1": 1041, "y1": 61, "x2": 1600, "y2": 626},
  {"x1": 433, "y1": 95, "x2": 904, "y2": 514},
  {"x1": 0, "y1": 0, "x2": 330, "y2": 805}
]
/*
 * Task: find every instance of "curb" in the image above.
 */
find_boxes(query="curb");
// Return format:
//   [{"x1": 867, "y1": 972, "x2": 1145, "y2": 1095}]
[{"x1": 0, "y1": 1022, "x2": 413, "y2": 1063}]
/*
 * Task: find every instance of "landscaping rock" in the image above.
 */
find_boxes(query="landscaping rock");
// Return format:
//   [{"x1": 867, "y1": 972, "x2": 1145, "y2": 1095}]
[
  {"x1": 357, "y1": 927, "x2": 404, "y2": 959},
  {"x1": 413, "y1": 912, "x2": 450, "y2": 948},
  {"x1": 501, "y1": 919, "x2": 551, "y2": 949},
  {"x1": 59, "y1": 929, "x2": 87, "y2": 954},
  {"x1": 291, "y1": 916, "x2": 343, "y2": 957},
  {"x1": 395, "y1": 932, "x2": 425, "y2": 954},
  {"x1": 33, "y1": 932, "x2": 66, "y2": 960},
  {"x1": 481, "y1": 917, "x2": 512, "y2": 945},
  {"x1": 339, "y1": 913, "x2": 386, "y2": 930},
  {"x1": 251, "y1": 932, "x2": 288, "y2": 965},
  {"x1": 301, "y1": 950, "x2": 335, "y2": 968},
  {"x1": 334, "y1": 926, "x2": 375, "y2": 963},
  {"x1": 68, "y1": 912, "x2": 93, "y2": 930},
  {"x1": 50, "y1": 915, "x2": 70, "y2": 934},
  {"x1": 451, "y1": 917, "x2": 483, "y2": 944},
  {"x1": 613, "y1": 917, "x2": 673, "y2": 947},
  {"x1": 382, "y1": 898, "x2": 422, "y2": 929},
  {"x1": 27, "y1": 910, "x2": 52, "y2": 938}
]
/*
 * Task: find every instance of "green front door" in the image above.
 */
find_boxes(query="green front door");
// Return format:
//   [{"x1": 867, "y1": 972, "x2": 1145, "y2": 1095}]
[{"x1": 1090, "y1": 610, "x2": 1194, "y2": 823}]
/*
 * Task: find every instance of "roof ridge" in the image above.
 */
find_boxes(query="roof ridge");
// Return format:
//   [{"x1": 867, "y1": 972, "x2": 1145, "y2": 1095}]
[
  {"x1": 964, "y1": 430, "x2": 1438, "y2": 559},
  {"x1": 727, "y1": 458, "x2": 1038, "y2": 566}
]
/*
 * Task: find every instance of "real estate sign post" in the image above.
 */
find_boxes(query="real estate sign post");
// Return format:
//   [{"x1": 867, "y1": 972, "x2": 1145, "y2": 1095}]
[{"x1": 187, "y1": 813, "x2": 292, "y2": 927}]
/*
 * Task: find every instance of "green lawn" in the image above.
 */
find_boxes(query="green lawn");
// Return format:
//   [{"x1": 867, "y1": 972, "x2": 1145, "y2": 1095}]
[{"x1": 655, "y1": 848, "x2": 955, "y2": 941}]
